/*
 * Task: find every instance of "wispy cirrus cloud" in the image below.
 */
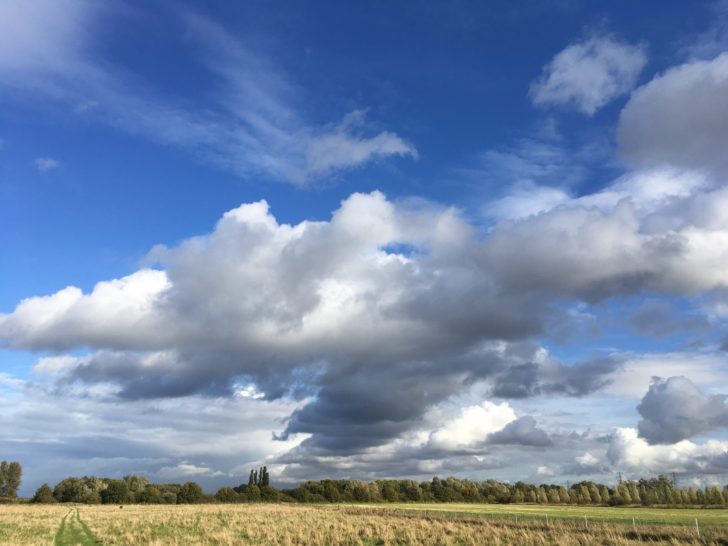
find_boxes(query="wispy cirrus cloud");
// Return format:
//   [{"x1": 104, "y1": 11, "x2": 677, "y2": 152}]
[
  {"x1": 0, "y1": 1, "x2": 416, "y2": 185},
  {"x1": 34, "y1": 157, "x2": 60, "y2": 172}
]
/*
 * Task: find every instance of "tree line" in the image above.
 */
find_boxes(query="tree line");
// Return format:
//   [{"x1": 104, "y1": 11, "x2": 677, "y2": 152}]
[{"x1": 22, "y1": 469, "x2": 728, "y2": 508}]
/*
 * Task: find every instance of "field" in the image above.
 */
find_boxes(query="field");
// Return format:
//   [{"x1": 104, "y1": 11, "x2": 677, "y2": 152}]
[
  {"x1": 352, "y1": 502, "x2": 728, "y2": 527},
  {"x1": 0, "y1": 503, "x2": 727, "y2": 545}
]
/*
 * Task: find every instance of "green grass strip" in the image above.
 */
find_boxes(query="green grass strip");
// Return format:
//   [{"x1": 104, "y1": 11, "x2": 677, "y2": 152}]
[{"x1": 54, "y1": 508, "x2": 100, "y2": 546}]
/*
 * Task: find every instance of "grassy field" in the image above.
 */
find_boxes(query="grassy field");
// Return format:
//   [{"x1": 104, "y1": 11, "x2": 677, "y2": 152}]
[
  {"x1": 0, "y1": 503, "x2": 727, "y2": 545},
  {"x1": 0, "y1": 505, "x2": 67, "y2": 545},
  {"x1": 351, "y1": 502, "x2": 728, "y2": 526}
]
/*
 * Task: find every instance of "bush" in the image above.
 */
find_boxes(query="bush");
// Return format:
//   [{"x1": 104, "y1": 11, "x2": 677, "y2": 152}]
[
  {"x1": 31, "y1": 484, "x2": 56, "y2": 504},
  {"x1": 177, "y1": 482, "x2": 204, "y2": 504},
  {"x1": 216, "y1": 487, "x2": 239, "y2": 503}
]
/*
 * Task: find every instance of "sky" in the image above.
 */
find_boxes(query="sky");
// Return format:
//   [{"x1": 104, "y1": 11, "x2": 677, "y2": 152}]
[{"x1": 2, "y1": 0, "x2": 728, "y2": 497}]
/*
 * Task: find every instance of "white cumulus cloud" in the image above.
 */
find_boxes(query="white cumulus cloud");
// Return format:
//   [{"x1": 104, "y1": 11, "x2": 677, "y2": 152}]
[
  {"x1": 530, "y1": 34, "x2": 647, "y2": 115},
  {"x1": 607, "y1": 427, "x2": 728, "y2": 476},
  {"x1": 428, "y1": 402, "x2": 516, "y2": 450}
]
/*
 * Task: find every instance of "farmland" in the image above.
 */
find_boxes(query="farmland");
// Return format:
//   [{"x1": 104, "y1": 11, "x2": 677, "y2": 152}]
[{"x1": 1, "y1": 503, "x2": 728, "y2": 545}]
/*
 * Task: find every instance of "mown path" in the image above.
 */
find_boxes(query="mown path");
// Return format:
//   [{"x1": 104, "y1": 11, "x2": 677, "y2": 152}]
[{"x1": 54, "y1": 508, "x2": 100, "y2": 546}]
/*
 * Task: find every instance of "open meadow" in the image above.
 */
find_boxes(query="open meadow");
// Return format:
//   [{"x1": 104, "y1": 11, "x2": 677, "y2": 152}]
[
  {"x1": 352, "y1": 502, "x2": 728, "y2": 526},
  {"x1": 1, "y1": 503, "x2": 727, "y2": 545}
]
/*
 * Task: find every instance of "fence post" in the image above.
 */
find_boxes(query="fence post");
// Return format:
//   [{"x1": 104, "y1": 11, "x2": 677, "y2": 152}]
[
  {"x1": 546, "y1": 514, "x2": 549, "y2": 526},
  {"x1": 695, "y1": 518, "x2": 700, "y2": 538},
  {"x1": 584, "y1": 515, "x2": 588, "y2": 529},
  {"x1": 632, "y1": 516, "x2": 635, "y2": 531}
]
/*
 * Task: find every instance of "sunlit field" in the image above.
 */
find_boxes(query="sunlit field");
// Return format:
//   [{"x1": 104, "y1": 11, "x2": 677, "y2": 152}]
[
  {"x1": 0, "y1": 505, "x2": 68, "y2": 545},
  {"x1": 352, "y1": 502, "x2": 728, "y2": 526},
  {"x1": 1, "y1": 503, "x2": 728, "y2": 545}
]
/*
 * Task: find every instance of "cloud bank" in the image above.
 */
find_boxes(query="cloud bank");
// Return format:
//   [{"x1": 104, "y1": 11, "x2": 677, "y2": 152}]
[{"x1": 4, "y1": 155, "x2": 728, "y2": 464}]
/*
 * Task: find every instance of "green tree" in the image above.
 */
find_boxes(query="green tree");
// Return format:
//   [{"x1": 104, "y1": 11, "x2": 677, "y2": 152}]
[
  {"x1": 177, "y1": 482, "x2": 204, "y2": 504},
  {"x1": 616, "y1": 484, "x2": 631, "y2": 504},
  {"x1": 246, "y1": 484, "x2": 261, "y2": 502},
  {"x1": 324, "y1": 482, "x2": 340, "y2": 502},
  {"x1": 260, "y1": 466, "x2": 270, "y2": 487},
  {"x1": 403, "y1": 481, "x2": 422, "y2": 502},
  {"x1": 101, "y1": 480, "x2": 129, "y2": 504},
  {"x1": 558, "y1": 486, "x2": 571, "y2": 504},
  {"x1": 688, "y1": 487, "x2": 698, "y2": 504},
  {"x1": 598, "y1": 485, "x2": 610, "y2": 504},
  {"x1": 140, "y1": 486, "x2": 163, "y2": 504},
  {"x1": 122, "y1": 475, "x2": 149, "y2": 502},
  {"x1": 382, "y1": 483, "x2": 399, "y2": 502},
  {"x1": 579, "y1": 485, "x2": 591, "y2": 504},
  {"x1": 706, "y1": 486, "x2": 724, "y2": 506},
  {"x1": 547, "y1": 488, "x2": 560, "y2": 504},
  {"x1": 628, "y1": 483, "x2": 640, "y2": 504},
  {"x1": 367, "y1": 483, "x2": 382, "y2": 502},
  {"x1": 0, "y1": 461, "x2": 22, "y2": 498},
  {"x1": 351, "y1": 483, "x2": 366, "y2": 502},
  {"x1": 644, "y1": 489, "x2": 658, "y2": 506},
  {"x1": 696, "y1": 488, "x2": 705, "y2": 505},
  {"x1": 161, "y1": 491, "x2": 178, "y2": 504},
  {"x1": 53, "y1": 477, "x2": 80, "y2": 502},
  {"x1": 216, "y1": 487, "x2": 240, "y2": 503},
  {"x1": 680, "y1": 489, "x2": 689, "y2": 505},
  {"x1": 588, "y1": 484, "x2": 602, "y2": 504},
  {"x1": 31, "y1": 484, "x2": 56, "y2": 503}
]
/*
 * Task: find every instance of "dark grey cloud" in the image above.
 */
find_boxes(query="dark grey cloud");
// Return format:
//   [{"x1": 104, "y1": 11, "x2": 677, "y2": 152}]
[
  {"x1": 275, "y1": 423, "x2": 614, "y2": 487},
  {"x1": 618, "y1": 52, "x2": 728, "y2": 177},
  {"x1": 628, "y1": 299, "x2": 709, "y2": 339},
  {"x1": 490, "y1": 358, "x2": 619, "y2": 399},
  {"x1": 278, "y1": 346, "x2": 617, "y2": 453},
  {"x1": 637, "y1": 376, "x2": 728, "y2": 444},
  {"x1": 279, "y1": 365, "x2": 462, "y2": 451}
]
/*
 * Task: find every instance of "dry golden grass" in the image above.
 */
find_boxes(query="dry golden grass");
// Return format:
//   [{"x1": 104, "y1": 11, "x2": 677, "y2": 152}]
[
  {"x1": 0, "y1": 504, "x2": 68, "y2": 545},
  {"x1": 80, "y1": 504, "x2": 728, "y2": 545},
  {"x1": 1, "y1": 503, "x2": 728, "y2": 545}
]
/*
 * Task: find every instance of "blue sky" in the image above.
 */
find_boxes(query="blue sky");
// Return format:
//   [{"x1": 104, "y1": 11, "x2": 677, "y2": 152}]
[{"x1": 2, "y1": 0, "x2": 728, "y2": 495}]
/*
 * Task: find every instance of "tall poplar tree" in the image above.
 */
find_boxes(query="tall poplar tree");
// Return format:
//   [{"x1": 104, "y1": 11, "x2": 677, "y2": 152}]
[{"x1": 0, "y1": 461, "x2": 22, "y2": 498}]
